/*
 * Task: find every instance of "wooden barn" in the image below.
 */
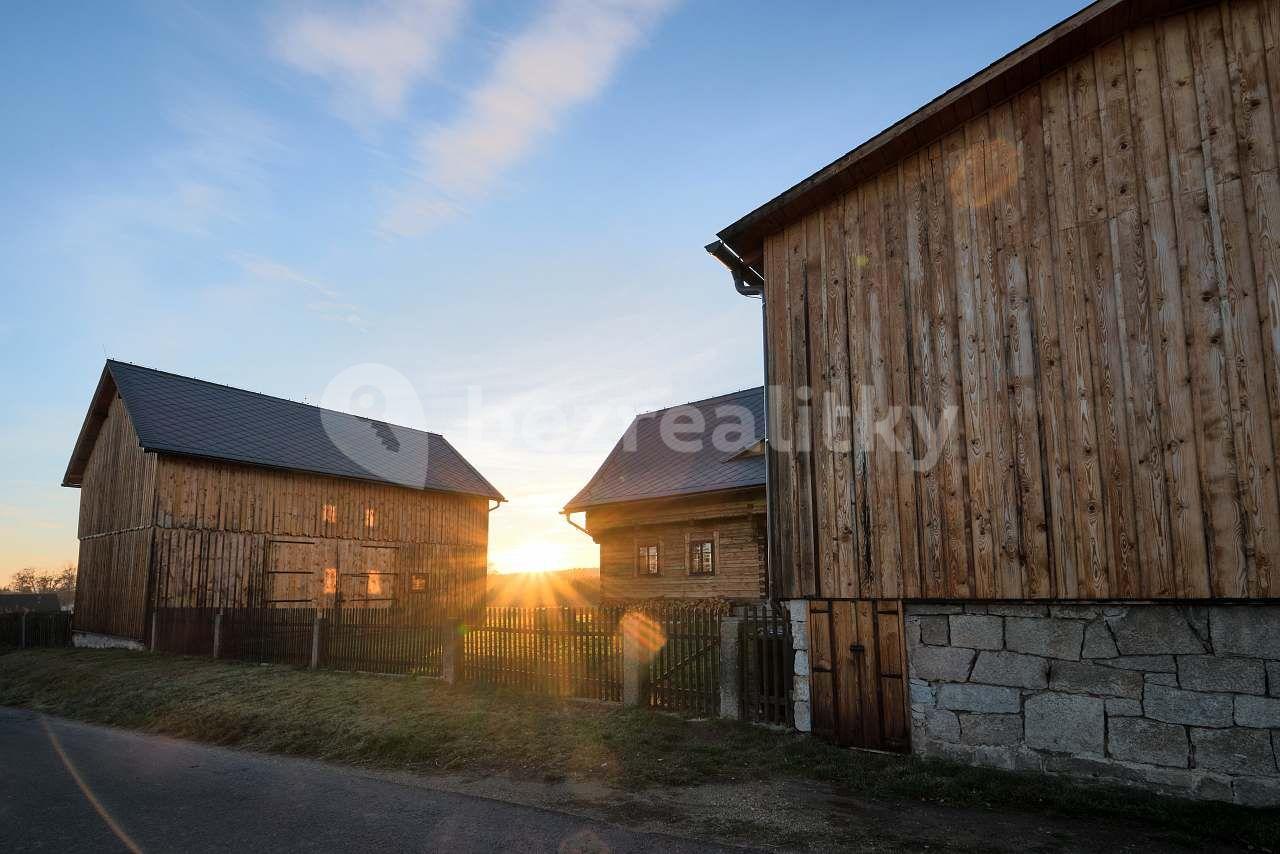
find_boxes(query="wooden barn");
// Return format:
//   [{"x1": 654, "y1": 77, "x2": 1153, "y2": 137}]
[
  {"x1": 563, "y1": 388, "x2": 766, "y2": 602},
  {"x1": 710, "y1": 0, "x2": 1280, "y2": 804},
  {"x1": 63, "y1": 361, "x2": 502, "y2": 648}
]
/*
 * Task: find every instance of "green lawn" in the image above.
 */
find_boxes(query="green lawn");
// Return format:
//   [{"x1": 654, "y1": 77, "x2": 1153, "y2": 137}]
[{"x1": 2, "y1": 647, "x2": 1276, "y2": 849}]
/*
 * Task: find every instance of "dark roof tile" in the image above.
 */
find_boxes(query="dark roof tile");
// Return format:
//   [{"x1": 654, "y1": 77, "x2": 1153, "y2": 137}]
[
  {"x1": 565, "y1": 387, "x2": 765, "y2": 511},
  {"x1": 69, "y1": 361, "x2": 502, "y2": 501}
]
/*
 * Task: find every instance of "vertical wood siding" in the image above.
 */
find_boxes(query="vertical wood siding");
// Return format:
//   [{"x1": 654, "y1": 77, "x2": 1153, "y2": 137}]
[
  {"x1": 146, "y1": 456, "x2": 489, "y2": 619},
  {"x1": 765, "y1": 0, "x2": 1280, "y2": 601},
  {"x1": 72, "y1": 395, "x2": 156, "y2": 639}
]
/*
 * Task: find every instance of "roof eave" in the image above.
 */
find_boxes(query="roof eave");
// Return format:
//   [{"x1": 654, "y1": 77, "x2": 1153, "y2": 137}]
[
  {"x1": 62, "y1": 366, "x2": 119, "y2": 488},
  {"x1": 563, "y1": 481, "x2": 767, "y2": 514}
]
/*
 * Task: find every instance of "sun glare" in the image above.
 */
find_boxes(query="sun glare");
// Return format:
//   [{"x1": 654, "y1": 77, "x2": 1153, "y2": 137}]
[{"x1": 492, "y1": 541, "x2": 572, "y2": 574}]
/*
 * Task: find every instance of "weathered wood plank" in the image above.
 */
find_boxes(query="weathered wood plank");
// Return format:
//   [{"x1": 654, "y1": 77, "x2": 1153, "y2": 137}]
[{"x1": 879, "y1": 169, "x2": 921, "y2": 599}]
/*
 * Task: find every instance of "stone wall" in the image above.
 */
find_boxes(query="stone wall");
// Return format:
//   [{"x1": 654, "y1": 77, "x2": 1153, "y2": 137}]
[
  {"x1": 907, "y1": 603, "x2": 1280, "y2": 807},
  {"x1": 787, "y1": 600, "x2": 813, "y2": 733}
]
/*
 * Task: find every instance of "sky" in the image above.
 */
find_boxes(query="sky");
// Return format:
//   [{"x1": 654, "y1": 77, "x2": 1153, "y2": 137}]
[{"x1": 0, "y1": 0, "x2": 1086, "y2": 580}]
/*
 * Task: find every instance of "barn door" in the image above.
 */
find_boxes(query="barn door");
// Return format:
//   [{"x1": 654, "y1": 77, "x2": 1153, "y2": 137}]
[
  {"x1": 264, "y1": 540, "x2": 321, "y2": 607},
  {"x1": 807, "y1": 599, "x2": 909, "y2": 751},
  {"x1": 337, "y1": 545, "x2": 399, "y2": 609}
]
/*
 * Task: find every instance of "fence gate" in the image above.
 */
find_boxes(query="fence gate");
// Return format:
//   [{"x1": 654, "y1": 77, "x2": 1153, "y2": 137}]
[
  {"x1": 644, "y1": 607, "x2": 720, "y2": 716},
  {"x1": 740, "y1": 603, "x2": 793, "y2": 726},
  {"x1": 807, "y1": 599, "x2": 909, "y2": 751}
]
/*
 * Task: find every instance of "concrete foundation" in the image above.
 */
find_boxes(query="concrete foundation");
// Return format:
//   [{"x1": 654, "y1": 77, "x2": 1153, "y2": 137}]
[{"x1": 72, "y1": 631, "x2": 145, "y2": 651}]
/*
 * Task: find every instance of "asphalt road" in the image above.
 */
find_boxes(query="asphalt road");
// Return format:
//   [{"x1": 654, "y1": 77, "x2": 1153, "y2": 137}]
[{"x1": 0, "y1": 708, "x2": 740, "y2": 853}]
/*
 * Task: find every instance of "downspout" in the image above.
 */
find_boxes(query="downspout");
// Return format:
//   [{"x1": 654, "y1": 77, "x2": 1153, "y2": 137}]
[
  {"x1": 705, "y1": 240, "x2": 773, "y2": 602},
  {"x1": 489, "y1": 500, "x2": 503, "y2": 513},
  {"x1": 561, "y1": 509, "x2": 591, "y2": 538}
]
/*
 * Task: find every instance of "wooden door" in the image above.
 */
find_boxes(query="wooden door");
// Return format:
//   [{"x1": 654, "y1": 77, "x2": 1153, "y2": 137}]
[
  {"x1": 338, "y1": 545, "x2": 398, "y2": 608},
  {"x1": 265, "y1": 539, "x2": 321, "y2": 607},
  {"x1": 807, "y1": 599, "x2": 909, "y2": 751}
]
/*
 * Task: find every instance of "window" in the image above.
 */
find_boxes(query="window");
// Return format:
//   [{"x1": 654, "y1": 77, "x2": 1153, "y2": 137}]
[
  {"x1": 322, "y1": 567, "x2": 337, "y2": 595},
  {"x1": 410, "y1": 573, "x2": 428, "y2": 593},
  {"x1": 636, "y1": 543, "x2": 660, "y2": 576},
  {"x1": 367, "y1": 573, "x2": 384, "y2": 597},
  {"x1": 689, "y1": 539, "x2": 715, "y2": 576},
  {"x1": 364, "y1": 507, "x2": 376, "y2": 529},
  {"x1": 322, "y1": 504, "x2": 337, "y2": 524}
]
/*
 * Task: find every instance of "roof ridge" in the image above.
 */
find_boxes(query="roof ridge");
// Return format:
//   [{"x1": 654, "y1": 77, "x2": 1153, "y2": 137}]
[
  {"x1": 635, "y1": 385, "x2": 764, "y2": 418},
  {"x1": 107, "y1": 359, "x2": 446, "y2": 440}
]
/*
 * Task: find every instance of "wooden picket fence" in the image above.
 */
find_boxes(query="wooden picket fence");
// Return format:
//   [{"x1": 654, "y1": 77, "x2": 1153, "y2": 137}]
[
  {"x1": 152, "y1": 607, "x2": 216, "y2": 655},
  {"x1": 145, "y1": 601, "x2": 765, "y2": 723},
  {"x1": 461, "y1": 606, "x2": 623, "y2": 701},
  {"x1": 220, "y1": 607, "x2": 316, "y2": 668},
  {"x1": 321, "y1": 604, "x2": 448, "y2": 677},
  {"x1": 643, "y1": 603, "x2": 722, "y2": 716},
  {"x1": 739, "y1": 602, "x2": 794, "y2": 726},
  {"x1": 0, "y1": 611, "x2": 73, "y2": 648},
  {"x1": 153, "y1": 604, "x2": 449, "y2": 677}
]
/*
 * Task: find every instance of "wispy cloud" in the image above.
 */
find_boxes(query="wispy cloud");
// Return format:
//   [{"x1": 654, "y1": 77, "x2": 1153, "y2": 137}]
[
  {"x1": 231, "y1": 252, "x2": 339, "y2": 299},
  {"x1": 231, "y1": 254, "x2": 371, "y2": 331},
  {"x1": 275, "y1": 0, "x2": 467, "y2": 126},
  {"x1": 383, "y1": 0, "x2": 677, "y2": 235}
]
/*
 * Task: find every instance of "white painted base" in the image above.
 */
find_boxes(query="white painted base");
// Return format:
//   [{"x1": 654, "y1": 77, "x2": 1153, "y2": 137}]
[{"x1": 72, "y1": 631, "x2": 145, "y2": 651}]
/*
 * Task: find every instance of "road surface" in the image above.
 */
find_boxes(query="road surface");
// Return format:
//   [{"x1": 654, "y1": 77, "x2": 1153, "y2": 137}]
[{"x1": 0, "y1": 707, "x2": 741, "y2": 853}]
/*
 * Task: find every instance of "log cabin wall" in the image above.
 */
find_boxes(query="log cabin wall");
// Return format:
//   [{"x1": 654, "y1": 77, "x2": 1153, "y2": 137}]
[
  {"x1": 587, "y1": 488, "x2": 767, "y2": 601},
  {"x1": 149, "y1": 455, "x2": 489, "y2": 619},
  {"x1": 73, "y1": 395, "x2": 157, "y2": 639},
  {"x1": 763, "y1": 0, "x2": 1280, "y2": 602}
]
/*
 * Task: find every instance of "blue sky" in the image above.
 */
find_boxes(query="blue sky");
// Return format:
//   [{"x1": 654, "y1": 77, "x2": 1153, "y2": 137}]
[{"x1": 0, "y1": 0, "x2": 1085, "y2": 578}]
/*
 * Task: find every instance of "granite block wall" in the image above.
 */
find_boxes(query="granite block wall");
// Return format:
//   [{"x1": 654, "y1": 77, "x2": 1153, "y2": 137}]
[{"x1": 907, "y1": 604, "x2": 1280, "y2": 806}]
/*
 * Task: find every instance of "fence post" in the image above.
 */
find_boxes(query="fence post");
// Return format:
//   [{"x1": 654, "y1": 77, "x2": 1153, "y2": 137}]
[
  {"x1": 150, "y1": 610, "x2": 158, "y2": 652},
  {"x1": 212, "y1": 611, "x2": 223, "y2": 659},
  {"x1": 20, "y1": 612, "x2": 27, "y2": 649},
  {"x1": 718, "y1": 615, "x2": 743, "y2": 720},
  {"x1": 441, "y1": 624, "x2": 463, "y2": 685},
  {"x1": 621, "y1": 614, "x2": 644, "y2": 707},
  {"x1": 310, "y1": 612, "x2": 322, "y2": 670}
]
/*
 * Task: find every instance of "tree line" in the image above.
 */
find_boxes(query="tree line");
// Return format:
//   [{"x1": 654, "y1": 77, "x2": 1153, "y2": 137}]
[{"x1": 2, "y1": 564, "x2": 76, "y2": 609}]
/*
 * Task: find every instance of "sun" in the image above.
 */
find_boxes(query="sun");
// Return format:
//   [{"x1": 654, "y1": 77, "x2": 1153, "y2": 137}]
[{"x1": 491, "y1": 541, "x2": 572, "y2": 574}]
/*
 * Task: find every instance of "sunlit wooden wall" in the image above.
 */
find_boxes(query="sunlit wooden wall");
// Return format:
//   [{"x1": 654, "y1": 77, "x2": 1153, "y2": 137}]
[
  {"x1": 765, "y1": 0, "x2": 1280, "y2": 602},
  {"x1": 588, "y1": 489, "x2": 767, "y2": 602},
  {"x1": 73, "y1": 396, "x2": 490, "y2": 641}
]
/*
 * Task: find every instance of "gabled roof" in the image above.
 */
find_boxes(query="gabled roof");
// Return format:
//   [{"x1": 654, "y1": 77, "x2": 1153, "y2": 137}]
[
  {"x1": 63, "y1": 361, "x2": 503, "y2": 501},
  {"x1": 564, "y1": 387, "x2": 765, "y2": 512},
  {"x1": 714, "y1": 0, "x2": 1201, "y2": 267}
]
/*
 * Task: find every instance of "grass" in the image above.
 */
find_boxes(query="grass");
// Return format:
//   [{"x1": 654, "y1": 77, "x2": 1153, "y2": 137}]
[{"x1": 2, "y1": 647, "x2": 1277, "y2": 849}]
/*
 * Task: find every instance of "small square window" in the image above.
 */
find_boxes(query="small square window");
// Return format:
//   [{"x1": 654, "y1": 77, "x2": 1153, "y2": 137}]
[
  {"x1": 637, "y1": 543, "x2": 660, "y2": 576},
  {"x1": 689, "y1": 539, "x2": 715, "y2": 576},
  {"x1": 322, "y1": 504, "x2": 337, "y2": 524},
  {"x1": 410, "y1": 573, "x2": 428, "y2": 592}
]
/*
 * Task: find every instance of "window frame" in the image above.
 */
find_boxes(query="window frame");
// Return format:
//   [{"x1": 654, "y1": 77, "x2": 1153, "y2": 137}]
[
  {"x1": 635, "y1": 542, "x2": 661, "y2": 577},
  {"x1": 687, "y1": 536, "x2": 716, "y2": 577}
]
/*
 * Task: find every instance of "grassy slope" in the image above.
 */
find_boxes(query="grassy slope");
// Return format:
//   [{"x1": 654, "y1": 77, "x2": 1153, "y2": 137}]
[{"x1": 2, "y1": 648, "x2": 1276, "y2": 849}]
